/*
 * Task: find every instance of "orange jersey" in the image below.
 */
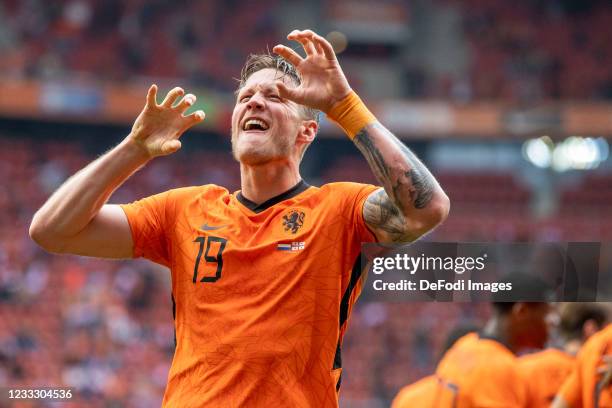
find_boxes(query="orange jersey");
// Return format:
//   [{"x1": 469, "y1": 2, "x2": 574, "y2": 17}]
[
  {"x1": 558, "y1": 324, "x2": 612, "y2": 408},
  {"x1": 434, "y1": 333, "x2": 527, "y2": 407},
  {"x1": 519, "y1": 348, "x2": 575, "y2": 408},
  {"x1": 392, "y1": 375, "x2": 439, "y2": 408},
  {"x1": 120, "y1": 181, "x2": 378, "y2": 407}
]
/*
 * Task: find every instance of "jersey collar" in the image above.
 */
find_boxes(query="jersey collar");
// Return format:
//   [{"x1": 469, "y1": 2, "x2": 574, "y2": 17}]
[{"x1": 236, "y1": 180, "x2": 311, "y2": 214}]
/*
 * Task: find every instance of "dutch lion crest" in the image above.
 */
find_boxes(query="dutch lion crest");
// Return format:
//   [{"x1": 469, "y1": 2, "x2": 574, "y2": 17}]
[{"x1": 282, "y1": 210, "x2": 305, "y2": 234}]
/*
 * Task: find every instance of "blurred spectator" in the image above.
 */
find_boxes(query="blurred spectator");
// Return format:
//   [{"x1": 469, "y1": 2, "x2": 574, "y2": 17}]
[{"x1": 1, "y1": 0, "x2": 610, "y2": 101}]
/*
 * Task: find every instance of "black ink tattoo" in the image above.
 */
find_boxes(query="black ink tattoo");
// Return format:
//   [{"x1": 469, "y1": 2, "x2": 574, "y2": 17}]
[
  {"x1": 362, "y1": 189, "x2": 414, "y2": 242},
  {"x1": 406, "y1": 168, "x2": 433, "y2": 209},
  {"x1": 354, "y1": 123, "x2": 438, "y2": 242},
  {"x1": 351, "y1": 128, "x2": 390, "y2": 182}
]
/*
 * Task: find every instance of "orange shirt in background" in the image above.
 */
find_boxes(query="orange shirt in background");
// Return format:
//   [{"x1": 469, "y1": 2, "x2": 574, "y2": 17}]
[
  {"x1": 391, "y1": 375, "x2": 438, "y2": 408},
  {"x1": 519, "y1": 348, "x2": 575, "y2": 408},
  {"x1": 434, "y1": 333, "x2": 527, "y2": 407},
  {"x1": 557, "y1": 324, "x2": 612, "y2": 408}
]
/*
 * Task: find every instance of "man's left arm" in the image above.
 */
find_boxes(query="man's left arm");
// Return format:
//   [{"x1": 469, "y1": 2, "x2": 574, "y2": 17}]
[
  {"x1": 274, "y1": 29, "x2": 449, "y2": 243},
  {"x1": 352, "y1": 122, "x2": 449, "y2": 243}
]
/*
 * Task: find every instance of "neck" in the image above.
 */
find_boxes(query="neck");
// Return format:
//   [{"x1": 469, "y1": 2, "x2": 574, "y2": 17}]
[
  {"x1": 239, "y1": 159, "x2": 301, "y2": 204},
  {"x1": 482, "y1": 317, "x2": 515, "y2": 353}
]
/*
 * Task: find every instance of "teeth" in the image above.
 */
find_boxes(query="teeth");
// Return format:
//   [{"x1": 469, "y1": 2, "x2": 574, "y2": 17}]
[{"x1": 243, "y1": 119, "x2": 269, "y2": 131}]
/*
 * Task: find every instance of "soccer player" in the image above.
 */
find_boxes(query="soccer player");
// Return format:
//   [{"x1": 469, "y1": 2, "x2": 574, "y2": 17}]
[
  {"x1": 29, "y1": 29, "x2": 449, "y2": 406},
  {"x1": 519, "y1": 303, "x2": 608, "y2": 408},
  {"x1": 552, "y1": 323, "x2": 612, "y2": 408},
  {"x1": 391, "y1": 324, "x2": 479, "y2": 408},
  {"x1": 432, "y1": 273, "x2": 552, "y2": 407}
]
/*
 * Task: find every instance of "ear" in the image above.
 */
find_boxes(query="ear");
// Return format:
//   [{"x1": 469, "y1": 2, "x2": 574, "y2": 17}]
[
  {"x1": 296, "y1": 119, "x2": 318, "y2": 144},
  {"x1": 582, "y1": 319, "x2": 599, "y2": 340}
]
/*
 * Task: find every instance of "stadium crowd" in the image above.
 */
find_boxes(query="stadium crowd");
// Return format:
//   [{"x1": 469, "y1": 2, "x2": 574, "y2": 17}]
[
  {"x1": 0, "y1": 0, "x2": 611, "y2": 100},
  {"x1": 0, "y1": 0, "x2": 279, "y2": 90},
  {"x1": 442, "y1": 0, "x2": 612, "y2": 101}
]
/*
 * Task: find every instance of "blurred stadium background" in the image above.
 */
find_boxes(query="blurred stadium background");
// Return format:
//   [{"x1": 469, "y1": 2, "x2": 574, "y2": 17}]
[{"x1": 0, "y1": 0, "x2": 611, "y2": 406}]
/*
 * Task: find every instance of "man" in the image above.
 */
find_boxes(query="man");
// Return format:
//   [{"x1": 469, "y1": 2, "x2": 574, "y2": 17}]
[
  {"x1": 520, "y1": 303, "x2": 608, "y2": 408},
  {"x1": 553, "y1": 323, "x2": 612, "y2": 408},
  {"x1": 29, "y1": 30, "x2": 449, "y2": 407},
  {"x1": 432, "y1": 273, "x2": 552, "y2": 407},
  {"x1": 391, "y1": 324, "x2": 479, "y2": 408}
]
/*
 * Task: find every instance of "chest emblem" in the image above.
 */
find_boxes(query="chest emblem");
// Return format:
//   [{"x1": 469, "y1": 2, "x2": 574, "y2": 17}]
[
  {"x1": 277, "y1": 242, "x2": 305, "y2": 251},
  {"x1": 283, "y1": 210, "x2": 305, "y2": 234}
]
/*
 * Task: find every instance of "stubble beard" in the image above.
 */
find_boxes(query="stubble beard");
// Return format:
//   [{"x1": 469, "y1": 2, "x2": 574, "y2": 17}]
[{"x1": 231, "y1": 128, "x2": 294, "y2": 165}]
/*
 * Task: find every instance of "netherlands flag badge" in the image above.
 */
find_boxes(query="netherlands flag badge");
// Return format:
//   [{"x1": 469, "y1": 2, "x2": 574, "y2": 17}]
[{"x1": 277, "y1": 242, "x2": 305, "y2": 251}]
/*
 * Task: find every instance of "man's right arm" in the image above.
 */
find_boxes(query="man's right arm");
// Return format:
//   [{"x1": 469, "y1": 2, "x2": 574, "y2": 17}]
[{"x1": 29, "y1": 85, "x2": 205, "y2": 258}]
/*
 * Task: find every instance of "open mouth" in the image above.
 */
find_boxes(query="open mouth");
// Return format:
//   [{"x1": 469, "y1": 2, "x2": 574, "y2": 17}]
[{"x1": 242, "y1": 118, "x2": 270, "y2": 132}]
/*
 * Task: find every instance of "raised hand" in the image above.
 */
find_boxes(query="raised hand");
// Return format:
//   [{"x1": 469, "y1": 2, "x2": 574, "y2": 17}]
[
  {"x1": 129, "y1": 85, "x2": 205, "y2": 158},
  {"x1": 273, "y1": 29, "x2": 352, "y2": 114}
]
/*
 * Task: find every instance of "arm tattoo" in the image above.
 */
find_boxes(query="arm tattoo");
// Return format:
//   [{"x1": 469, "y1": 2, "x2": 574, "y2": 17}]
[
  {"x1": 362, "y1": 189, "x2": 414, "y2": 242},
  {"x1": 354, "y1": 123, "x2": 434, "y2": 210},
  {"x1": 354, "y1": 123, "x2": 437, "y2": 241}
]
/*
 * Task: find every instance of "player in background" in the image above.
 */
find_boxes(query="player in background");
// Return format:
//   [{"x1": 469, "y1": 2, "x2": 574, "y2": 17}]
[
  {"x1": 432, "y1": 273, "x2": 553, "y2": 408},
  {"x1": 29, "y1": 29, "x2": 449, "y2": 407},
  {"x1": 391, "y1": 323, "x2": 479, "y2": 408},
  {"x1": 553, "y1": 322, "x2": 612, "y2": 408},
  {"x1": 519, "y1": 303, "x2": 609, "y2": 408}
]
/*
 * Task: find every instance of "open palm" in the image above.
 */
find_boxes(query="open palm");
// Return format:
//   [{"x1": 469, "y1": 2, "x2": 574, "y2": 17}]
[
  {"x1": 130, "y1": 86, "x2": 205, "y2": 157},
  {"x1": 273, "y1": 30, "x2": 352, "y2": 113}
]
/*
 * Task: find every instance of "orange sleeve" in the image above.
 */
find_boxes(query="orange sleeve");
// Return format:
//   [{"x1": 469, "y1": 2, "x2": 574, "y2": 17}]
[
  {"x1": 120, "y1": 190, "x2": 173, "y2": 267},
  {"x1": 334, "y1": 182, "x2": 380, "y2": 243},
  {"x1": 391, "y1": 385, "x2": 412, "y2": 408},
  {"x1": 354, "y1": 184, "x2": 380, "y2": 243},
  {"x1": 391, "y1": 376, "x2": 438, "y2": 408},
  {"x1": 558, "y1": 362, "x2": 582, "y2": 408}
]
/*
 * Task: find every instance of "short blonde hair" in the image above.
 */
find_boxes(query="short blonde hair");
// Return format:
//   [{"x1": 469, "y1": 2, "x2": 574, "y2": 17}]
[{"x1": 237, "y1": 53, "x2": 320, "y2": 125}]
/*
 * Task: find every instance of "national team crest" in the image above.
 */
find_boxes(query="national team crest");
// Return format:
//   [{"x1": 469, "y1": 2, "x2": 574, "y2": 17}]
[{"x1": 282, "y1": 210, "x2": 305, "y2": 234}]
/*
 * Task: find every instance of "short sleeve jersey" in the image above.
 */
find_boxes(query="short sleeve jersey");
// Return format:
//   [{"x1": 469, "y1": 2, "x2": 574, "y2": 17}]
[
  {"x1": 434, "y1": 333, "x2": 527, "y2": 407},
  {"x1": 120, "y1": 181, "x2": 378, "y2": 407},
  {"x1": 557, "y1": 324, "x2": 612, "y2": 408},
  {"x1": 391, "y1": 375, "x2": 439, "y2": 408},
  {"x1": 518, "y1": 348, "x2": 575, "y2": 408}
]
